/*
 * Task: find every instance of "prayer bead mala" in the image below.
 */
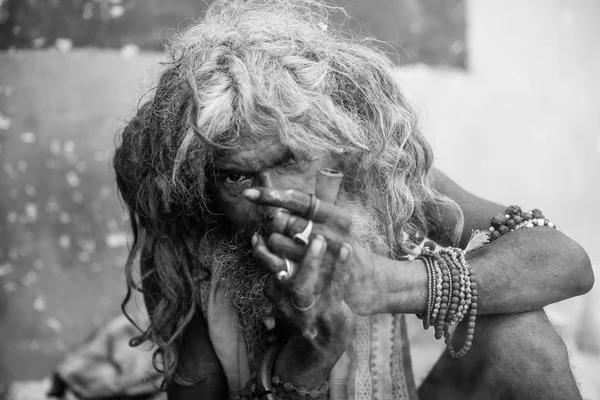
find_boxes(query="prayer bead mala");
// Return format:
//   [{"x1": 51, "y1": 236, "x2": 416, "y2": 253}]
[
  {"x1": 417, "y1": 232, "x2": 485, "y2": 359},
  {"x1": 417, "y1": 204, "x2": 555, "y2": 359},
  {"x1": 486, "y1": 205, "x2": 556, "y2": 241},
  {"x1": 272, "y1": 375, "x2": 329, "y2": 399},
  {"x1": 239, "y1": 342, "x2": 330, "y2": 400},
  {"x1": 417, "y1": 255, "x2": 435, "y2": 329}
]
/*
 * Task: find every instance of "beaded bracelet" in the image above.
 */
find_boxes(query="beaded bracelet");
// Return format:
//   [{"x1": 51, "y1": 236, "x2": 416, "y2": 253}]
[
  {"x1": 241, "y1": 343, "x2": 330, "y2": 400},
  {"x1": 236, "y1": 378, "x2": 257, "y2": 400},
  {"x1": 487, "y1": 205, "x2": 556, "y2": 241},
  {"x1": 416, "y1": 255, "x2": 435, "y2": 329},
  {"x1": 435, "y1": 249, "x2": 451, "y2": 340},
  {"x1": 272, "y1": 376, "x2": 329, "y2": 399},
  {"x1": 430, "y1": 257, "x2": 443, "y2": 325},
  {"x1": 441, "y1": 252, "x2": 458, "y2": 325},
  {"x1": 416, "y1": 231, "x2": 487, "y2": 359},
  {"x1": 417, "y1": 206, "x2": 555, "y2": 359},
  {"x1": 440, "y1": 247, "x2": 479, "y2": 359}
]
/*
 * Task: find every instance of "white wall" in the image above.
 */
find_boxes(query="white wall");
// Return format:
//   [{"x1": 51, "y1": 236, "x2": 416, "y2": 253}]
[
  {"x1": 397, "y1": 0, "x2": 600, "y2": 263},
  {"x1": 401, "y1": 3, "x2": 600, "y2": 396}
]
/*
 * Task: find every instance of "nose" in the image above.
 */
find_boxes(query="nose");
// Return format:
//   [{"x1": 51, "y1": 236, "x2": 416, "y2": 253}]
[
  {"x1": 256, "y1": 170, "x2": 282, "y2": 224},
  {"x1": 257, "y1": 169, "x2": 275, "y2": 189}
]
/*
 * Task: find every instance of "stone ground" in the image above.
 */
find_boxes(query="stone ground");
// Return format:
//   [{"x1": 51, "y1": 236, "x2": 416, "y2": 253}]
[{"x1": 1, "y1": 50, "x2": 598, "y2": 399}]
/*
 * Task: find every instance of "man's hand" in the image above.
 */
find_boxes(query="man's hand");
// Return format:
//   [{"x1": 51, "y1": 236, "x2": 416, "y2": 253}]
[
  {"x1": 252, "y1": 233, "x2": 355, "y2": 347},
  {"x1": 244, "y1": 187, "x2": 381, "y2": 319},
  {"x1": 245, "y1": 187, "x2": 361, "y2": 392}
]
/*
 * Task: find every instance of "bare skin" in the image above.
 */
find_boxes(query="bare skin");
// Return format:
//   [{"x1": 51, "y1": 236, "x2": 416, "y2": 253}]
[{"x1": 167, "y1": 138, "x2": 593, "y2": 399}]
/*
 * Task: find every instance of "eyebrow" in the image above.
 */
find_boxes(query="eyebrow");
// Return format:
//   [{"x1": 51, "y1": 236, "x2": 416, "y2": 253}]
[{"x1": 214, "y1": 149, "x2": 296, "y2": 175}]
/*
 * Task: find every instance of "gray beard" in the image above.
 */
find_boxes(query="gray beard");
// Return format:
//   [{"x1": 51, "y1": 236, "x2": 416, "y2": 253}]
[
  {"x1": 203, "y1": 224, "x2": 275, "y2": 361},
  {"x1": 204, "y1": 193, "x2": 392, "y2": 365}
]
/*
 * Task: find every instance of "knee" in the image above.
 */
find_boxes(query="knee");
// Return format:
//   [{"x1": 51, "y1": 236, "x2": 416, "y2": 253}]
[
  {"x1": 476, "y1": 310, "x2": 572, "y2": 382},
  {"x1": 422, "y1": 311, "x2": 580, "y2": 400}
]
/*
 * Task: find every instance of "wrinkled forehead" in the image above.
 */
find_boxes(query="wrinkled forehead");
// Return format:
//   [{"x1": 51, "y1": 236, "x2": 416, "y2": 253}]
[
  {"x1": 214, "y1": 136, "x2": 285, "y2": 170},
  {"x1": 213, "y1": 133, "x2": 327, "y2": 171}
]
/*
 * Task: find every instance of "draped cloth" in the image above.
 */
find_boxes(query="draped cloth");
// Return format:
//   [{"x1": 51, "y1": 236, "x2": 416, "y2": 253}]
[{"x1": 200, "y1": 280, "x2": 419, "y2": 400}]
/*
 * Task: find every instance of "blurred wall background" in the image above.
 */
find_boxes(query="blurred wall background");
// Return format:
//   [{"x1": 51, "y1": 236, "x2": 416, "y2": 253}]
[
  {"x1": 399, "y1": 2, "x2": 600, "y2": 398},
  {"x1": 0, "y1": 0, "x2": 466, "y2": 67},
  {"x1": 0, "y1": 0, "x2": 599, "y2": 398}
]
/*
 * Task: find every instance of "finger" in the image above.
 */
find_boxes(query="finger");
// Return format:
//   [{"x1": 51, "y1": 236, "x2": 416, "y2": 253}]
[
  {"x1": 266, "y1": 213, "x2": 316, "y2": 245},
  {"x1": 263, "y1": 208, "x2": 307, "y2": 238},
  {"x1": 292, "y1": 234, "x2": 327, "y2": 307},
  {"x1": 263, "y1": 276, "x2": 287, "y2": 311},
  {"x1": 252, "y1": 234, "x2": 289, "y2": 278},
  {"x1": 265, "y1": 209, "x2": 352, "y2": 254},
  {"x1": 263, "y1": 276, "x2": 301, "y2": 327},
  {"x1": 264, "y1": 218, "x2": 355, "y2": 283},
  {"x1": 267, "y1": 233, "x2": 305, "y2": 261},
  {"x1": 329, "y1": 242, "x2": 353, "y2": 300},
  {"x1": 292, "y1": 235, "x2": 328, "y2": 339},
  {"x1": 244, "y1": 188, "x2": 349, "y2": 226},
  {"x1": 313, "y1": 252, "x2": 337, "y2": 295}
]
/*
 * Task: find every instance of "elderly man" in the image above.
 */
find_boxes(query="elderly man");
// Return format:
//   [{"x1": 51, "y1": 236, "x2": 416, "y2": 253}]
[{"x1": 113, "y1": 1, "x2": 593, "y2": 399}]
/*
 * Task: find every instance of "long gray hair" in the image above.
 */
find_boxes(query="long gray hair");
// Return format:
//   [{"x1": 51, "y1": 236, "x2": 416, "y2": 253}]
[{"x1": 113, "y1": 0, "x2": 463, "y2": 386}]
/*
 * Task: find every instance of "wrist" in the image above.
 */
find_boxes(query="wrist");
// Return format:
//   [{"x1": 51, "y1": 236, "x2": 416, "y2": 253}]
[
  {"x1": 345, "y1": 249, "x2": 383, "y2": 315},
  {"x1": 367, "y1": 254, "x2": 428, "y2": 314}
]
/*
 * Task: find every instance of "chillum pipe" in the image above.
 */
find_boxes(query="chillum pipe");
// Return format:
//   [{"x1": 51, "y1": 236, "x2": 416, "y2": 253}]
[{"x1": 314, "y1": 168, "x2": 343, "y2": 203}]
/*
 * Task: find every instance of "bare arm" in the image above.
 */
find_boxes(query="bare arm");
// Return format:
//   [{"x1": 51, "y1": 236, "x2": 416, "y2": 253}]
[
  {"x1": 429, "y1": 167, "x2": 506, "y2": 248},
  {"x1": 368, "y1": 168, "x2": 594, "y2": 315},
  {"x1": 431, "y1": 168, "x2": 593, "y2": 306},
  {"x1": 235, "y1": 183, "x2": 594, "y2": 396}
]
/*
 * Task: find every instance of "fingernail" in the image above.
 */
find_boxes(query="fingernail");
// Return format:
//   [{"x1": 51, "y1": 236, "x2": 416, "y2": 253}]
[
  {"x1": 244, "y1": 188, "x2": 260, "y2": 200},
  {"x1": 313, "y1": 234, "x2": 325, "y2": 252},
  {"x1": 339, "y1": 244, "x2": 351, "y2": 262},
  {"x1": 251, "y1": 233, "x2": 258, "y2": 246}
]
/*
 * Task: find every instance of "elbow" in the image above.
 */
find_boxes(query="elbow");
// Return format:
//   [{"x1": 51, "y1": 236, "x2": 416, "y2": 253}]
[
  {"x1": 571, "y1": 242, "x2": 594, "y2": 296},
  {"x1": 544, "y1": 228, "x2": 594, "y2": 297}
]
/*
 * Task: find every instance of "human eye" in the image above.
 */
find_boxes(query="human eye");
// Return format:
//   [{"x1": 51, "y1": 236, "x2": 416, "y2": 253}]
[{"x1": 224, "y1": 174, "x2": 252, "y2": 185}]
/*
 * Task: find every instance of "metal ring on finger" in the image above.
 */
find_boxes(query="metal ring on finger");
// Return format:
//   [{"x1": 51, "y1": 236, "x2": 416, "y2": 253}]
[
  {"x1": 293, "y1": 219, "x2": 313, "y2": 247},
  {"x1": 276, "y1": 258, "x2": 295, "y2": 281},
  {"x1": 291, "y1": 294, "x2": 318, "y2": 311}
]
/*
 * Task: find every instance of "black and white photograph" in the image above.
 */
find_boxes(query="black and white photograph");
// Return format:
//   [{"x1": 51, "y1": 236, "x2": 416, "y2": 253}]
[{"x1": 0, "y1": 1, "x2": 598, "y2": 399}]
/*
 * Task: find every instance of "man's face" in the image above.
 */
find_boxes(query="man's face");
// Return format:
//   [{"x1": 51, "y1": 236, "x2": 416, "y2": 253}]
[
  {"x1": 207, "y1": 137, "x2": 389, "y2": 349},
  {"x1": 208, "y1": 136, "x2": 337, "y2": 349},
  {"x1": 213, "y1": 136, "x2": 336, "y2": 230}
]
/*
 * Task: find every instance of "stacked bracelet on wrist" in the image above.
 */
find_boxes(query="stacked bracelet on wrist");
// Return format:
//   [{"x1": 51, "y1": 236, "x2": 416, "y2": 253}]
[
  {"x1": 417, "y1": 238, "x2": 479, "y2": 359},
  {"x1": 486, "y1": 205, "x2": 556, "y2": 242},
  {"x1": 417, "y1": 205, "x2": 556, "y2": 359}
]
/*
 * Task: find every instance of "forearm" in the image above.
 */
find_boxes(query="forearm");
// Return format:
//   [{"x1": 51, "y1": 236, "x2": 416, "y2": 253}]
[
  {"x1": 467, "y1": 226, "x2": 593, "y2": 313},
  {"x1": 370, "y1": 227, "x2": 593, "y2": 315}
]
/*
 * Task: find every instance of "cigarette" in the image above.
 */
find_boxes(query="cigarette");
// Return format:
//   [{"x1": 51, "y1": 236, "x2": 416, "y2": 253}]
[{"x1": 315, "y1": 168, "x2": 343, "y2": 203}]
